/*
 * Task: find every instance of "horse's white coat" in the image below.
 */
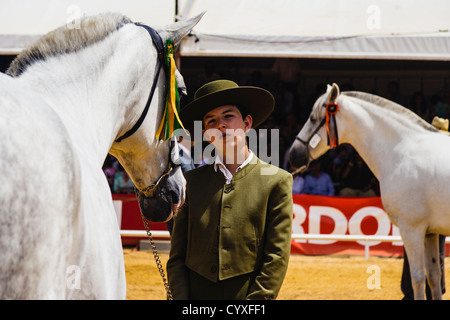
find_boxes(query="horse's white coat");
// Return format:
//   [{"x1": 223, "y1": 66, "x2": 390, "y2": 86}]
[
  {"x1": 0, "y1": 13, "x2": 201, "y2": 299},
  {"x1": 291, "y1": 84, "x2": 450, "y2": 299}
]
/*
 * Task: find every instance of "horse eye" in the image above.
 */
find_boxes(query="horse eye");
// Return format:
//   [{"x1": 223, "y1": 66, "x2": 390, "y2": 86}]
[{"x1": 178, "y1": 86, "x2": 187, "y2": 97}]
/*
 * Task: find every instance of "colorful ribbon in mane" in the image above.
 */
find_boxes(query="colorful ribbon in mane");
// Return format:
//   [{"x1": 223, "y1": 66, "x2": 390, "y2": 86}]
[
  {"x1": 155, "y1": 40, "x2": 186, "y2": 140},
  {"x1": 325, "y1": 103, "x2": 339, "y2": 148}
]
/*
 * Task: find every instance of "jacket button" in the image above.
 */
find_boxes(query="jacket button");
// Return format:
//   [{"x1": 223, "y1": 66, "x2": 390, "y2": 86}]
[
  {"x1": 224, "y1": 186, "x2": 234, "y2": 193},
  {"x1": 210, "y1": 265, "x2": 217, "y2": 273}
]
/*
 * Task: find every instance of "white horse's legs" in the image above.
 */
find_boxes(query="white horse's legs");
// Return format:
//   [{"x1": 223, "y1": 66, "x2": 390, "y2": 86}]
[
  {"x1": 401, "y1": 227, "x2": 426, "y2": 300},
  {"x1": 424, "y1": 233, "x2": 442, "y2": 300}
]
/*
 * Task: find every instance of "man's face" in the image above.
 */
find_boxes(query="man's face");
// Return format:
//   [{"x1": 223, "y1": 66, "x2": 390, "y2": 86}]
[{"x1": 203, "y1": 105, "x2": 252, "y2": 158}]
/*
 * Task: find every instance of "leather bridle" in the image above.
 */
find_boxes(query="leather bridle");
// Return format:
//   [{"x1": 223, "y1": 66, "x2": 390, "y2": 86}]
[
  {"x1": 295, "y1": 102, "x2": 339, "y2": 149},
  {"x1": 115, "y1": 23, "x2": 165, "y2": 144},
  {"x1": 114, "y1": 23, "x2": 179, "y2": 197}
]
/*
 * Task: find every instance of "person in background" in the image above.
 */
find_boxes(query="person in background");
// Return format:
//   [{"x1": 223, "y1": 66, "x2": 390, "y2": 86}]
[
  {"x1": 432, "y1": 90, "x2": 450, "y2": 120},
  {"x1": 302, "y1": 160, "x2": 334, "y2": 196},
  {"x1": 113, "y1": 164, "x2": 134, "y2": 194},
  {"x1": 290, "y1": 165, "x2": 304, "y2": 194},
  {"x1": 339, "y1": 152, "x2": 378, "y2": 197}
]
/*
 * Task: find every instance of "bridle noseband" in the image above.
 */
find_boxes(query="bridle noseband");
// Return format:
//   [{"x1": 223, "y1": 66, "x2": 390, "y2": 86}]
[
  {"x1": 139, "y1": 139, "x2": 181, "y2": 197},
  {"x1": 295, "y1": 117, "x2": 326, "y2": 146},
  {"x1": 114, "y1": 23, "x2": 179, "y2": 197}
]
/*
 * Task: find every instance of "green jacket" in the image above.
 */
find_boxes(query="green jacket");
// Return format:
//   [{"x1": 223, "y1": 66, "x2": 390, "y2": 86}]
[{"x1": 167, "y1": 157, "x2": 293, "y2": 300}]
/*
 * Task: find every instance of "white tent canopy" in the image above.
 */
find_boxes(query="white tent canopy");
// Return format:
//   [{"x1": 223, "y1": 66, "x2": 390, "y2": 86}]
[
  {"x1": 1, "y1": 0, "x2": 450, "y2": 61},
  {"x1": 0, "y1": 0, "x2": 175, "y2": 54},
  {"x1": 178, "y1": 0, "x2": 450, "y2": 60}
]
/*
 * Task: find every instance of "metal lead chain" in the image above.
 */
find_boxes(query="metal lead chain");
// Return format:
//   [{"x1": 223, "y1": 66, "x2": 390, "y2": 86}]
[{"x1": 142, "y1": 216, "x2": 173, "y2": 300}]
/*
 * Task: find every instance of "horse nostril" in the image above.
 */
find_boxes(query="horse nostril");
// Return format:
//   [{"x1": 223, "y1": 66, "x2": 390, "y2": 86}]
[
  {"x1": 288, "y1": 142, "x2": 309, "y2": 169},
  {"x1": 169, "y1": 187, "x2": 183, "y2": 206},
  {"x1": 289, "y1": 153, "x2": 301, "y2": 169}
]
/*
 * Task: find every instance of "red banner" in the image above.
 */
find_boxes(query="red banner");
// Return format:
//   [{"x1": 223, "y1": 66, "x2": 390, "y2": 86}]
[
  {"x1": 291, "y1": 195, "x2": 404, "y2": 257},
  {"x1": 113, "y1": 194, "x2": 168, "y2": 246},
  {"x1": 115, "y1": 194, "x2": 448, "y2": 257}
]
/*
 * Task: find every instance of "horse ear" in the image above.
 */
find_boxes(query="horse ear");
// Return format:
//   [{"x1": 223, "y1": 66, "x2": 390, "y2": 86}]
[
  {"x1": 161, "y1": 11, "x2": 205, "y2": 46},
  {"x1": 327, "y1": 83, "x2": 340, "y2": 103}
]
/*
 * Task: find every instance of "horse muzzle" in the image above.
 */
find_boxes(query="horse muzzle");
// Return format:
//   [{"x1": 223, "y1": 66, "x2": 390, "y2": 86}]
[
  {"x1": 136, "y1": 167, "x2": 185, "y2": 223},
  {"x1": 288, "y1": 138, "x2": 311, "y2": 172}
]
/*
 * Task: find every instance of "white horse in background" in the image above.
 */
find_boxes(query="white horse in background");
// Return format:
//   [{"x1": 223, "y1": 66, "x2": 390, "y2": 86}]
[
  {"x1": 289, "y1": 83, "x2": 450, "y2": 300},
  {"x1": 0, "y1": 12, "x2": 203, "y2": 299}
]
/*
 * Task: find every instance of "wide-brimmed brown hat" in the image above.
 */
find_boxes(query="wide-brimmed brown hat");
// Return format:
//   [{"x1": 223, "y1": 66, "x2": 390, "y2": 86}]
[{"x1": 180, "y1": 80, "x2": 274, "y2": 134}]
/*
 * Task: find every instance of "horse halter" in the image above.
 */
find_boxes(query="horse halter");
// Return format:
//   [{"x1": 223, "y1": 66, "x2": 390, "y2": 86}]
[
  {"x1": 295, "y1": 102, "x2": 340, "y2": 149},
  {"x1": 139, "y1": 138, "x2": 181, "y2": 197},
  {"x1": 115, "y1": 23, "x2": 165, "y2": 144},
  {"x1": 114, "y1": 23, "x2": 180, "y2": 197}
]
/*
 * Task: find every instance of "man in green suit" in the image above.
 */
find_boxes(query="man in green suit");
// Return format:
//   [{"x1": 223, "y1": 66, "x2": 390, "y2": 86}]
[{"x1": 167, "y1": 80, "x2": 293, "y2": 300}]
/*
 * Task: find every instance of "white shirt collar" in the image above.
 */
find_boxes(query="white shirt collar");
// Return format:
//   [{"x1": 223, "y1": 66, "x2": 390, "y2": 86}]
[{"x1": 214, "y1": 150, "x2": 254, "y2": 184}]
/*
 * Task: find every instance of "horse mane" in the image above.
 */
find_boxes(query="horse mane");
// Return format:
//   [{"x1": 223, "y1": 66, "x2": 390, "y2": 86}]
[
  {"x1": 6, "y1": 13, "x2": 133, "y2": 77},
  {"x1": 341, "y1": 91, "x2": 439, "y2": 133}
]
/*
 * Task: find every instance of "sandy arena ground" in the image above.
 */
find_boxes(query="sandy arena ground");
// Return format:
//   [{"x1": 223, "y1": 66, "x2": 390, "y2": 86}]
[{"x1": 123, "y1": 247, "x2": 450, "y2": 300}]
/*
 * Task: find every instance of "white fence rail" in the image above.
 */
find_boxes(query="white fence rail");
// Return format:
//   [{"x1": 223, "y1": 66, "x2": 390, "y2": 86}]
[{"x1": 120, "y1": 230, "x2": 449, "y2": 259}]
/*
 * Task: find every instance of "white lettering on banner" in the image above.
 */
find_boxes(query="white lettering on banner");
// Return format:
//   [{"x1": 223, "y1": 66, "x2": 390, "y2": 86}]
[
  {"x1": 292, "y1": 202, "x2": 401, "y2": 247},
  {"x1": 348, "y1": 207, "x2": 390, "y2": 247},
  {"x1": 308, "y1": 206, "x2": 347, "y2": 244},
  {"x1": 292, "y1": 204, "x2": 307, "y2": 243}
]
